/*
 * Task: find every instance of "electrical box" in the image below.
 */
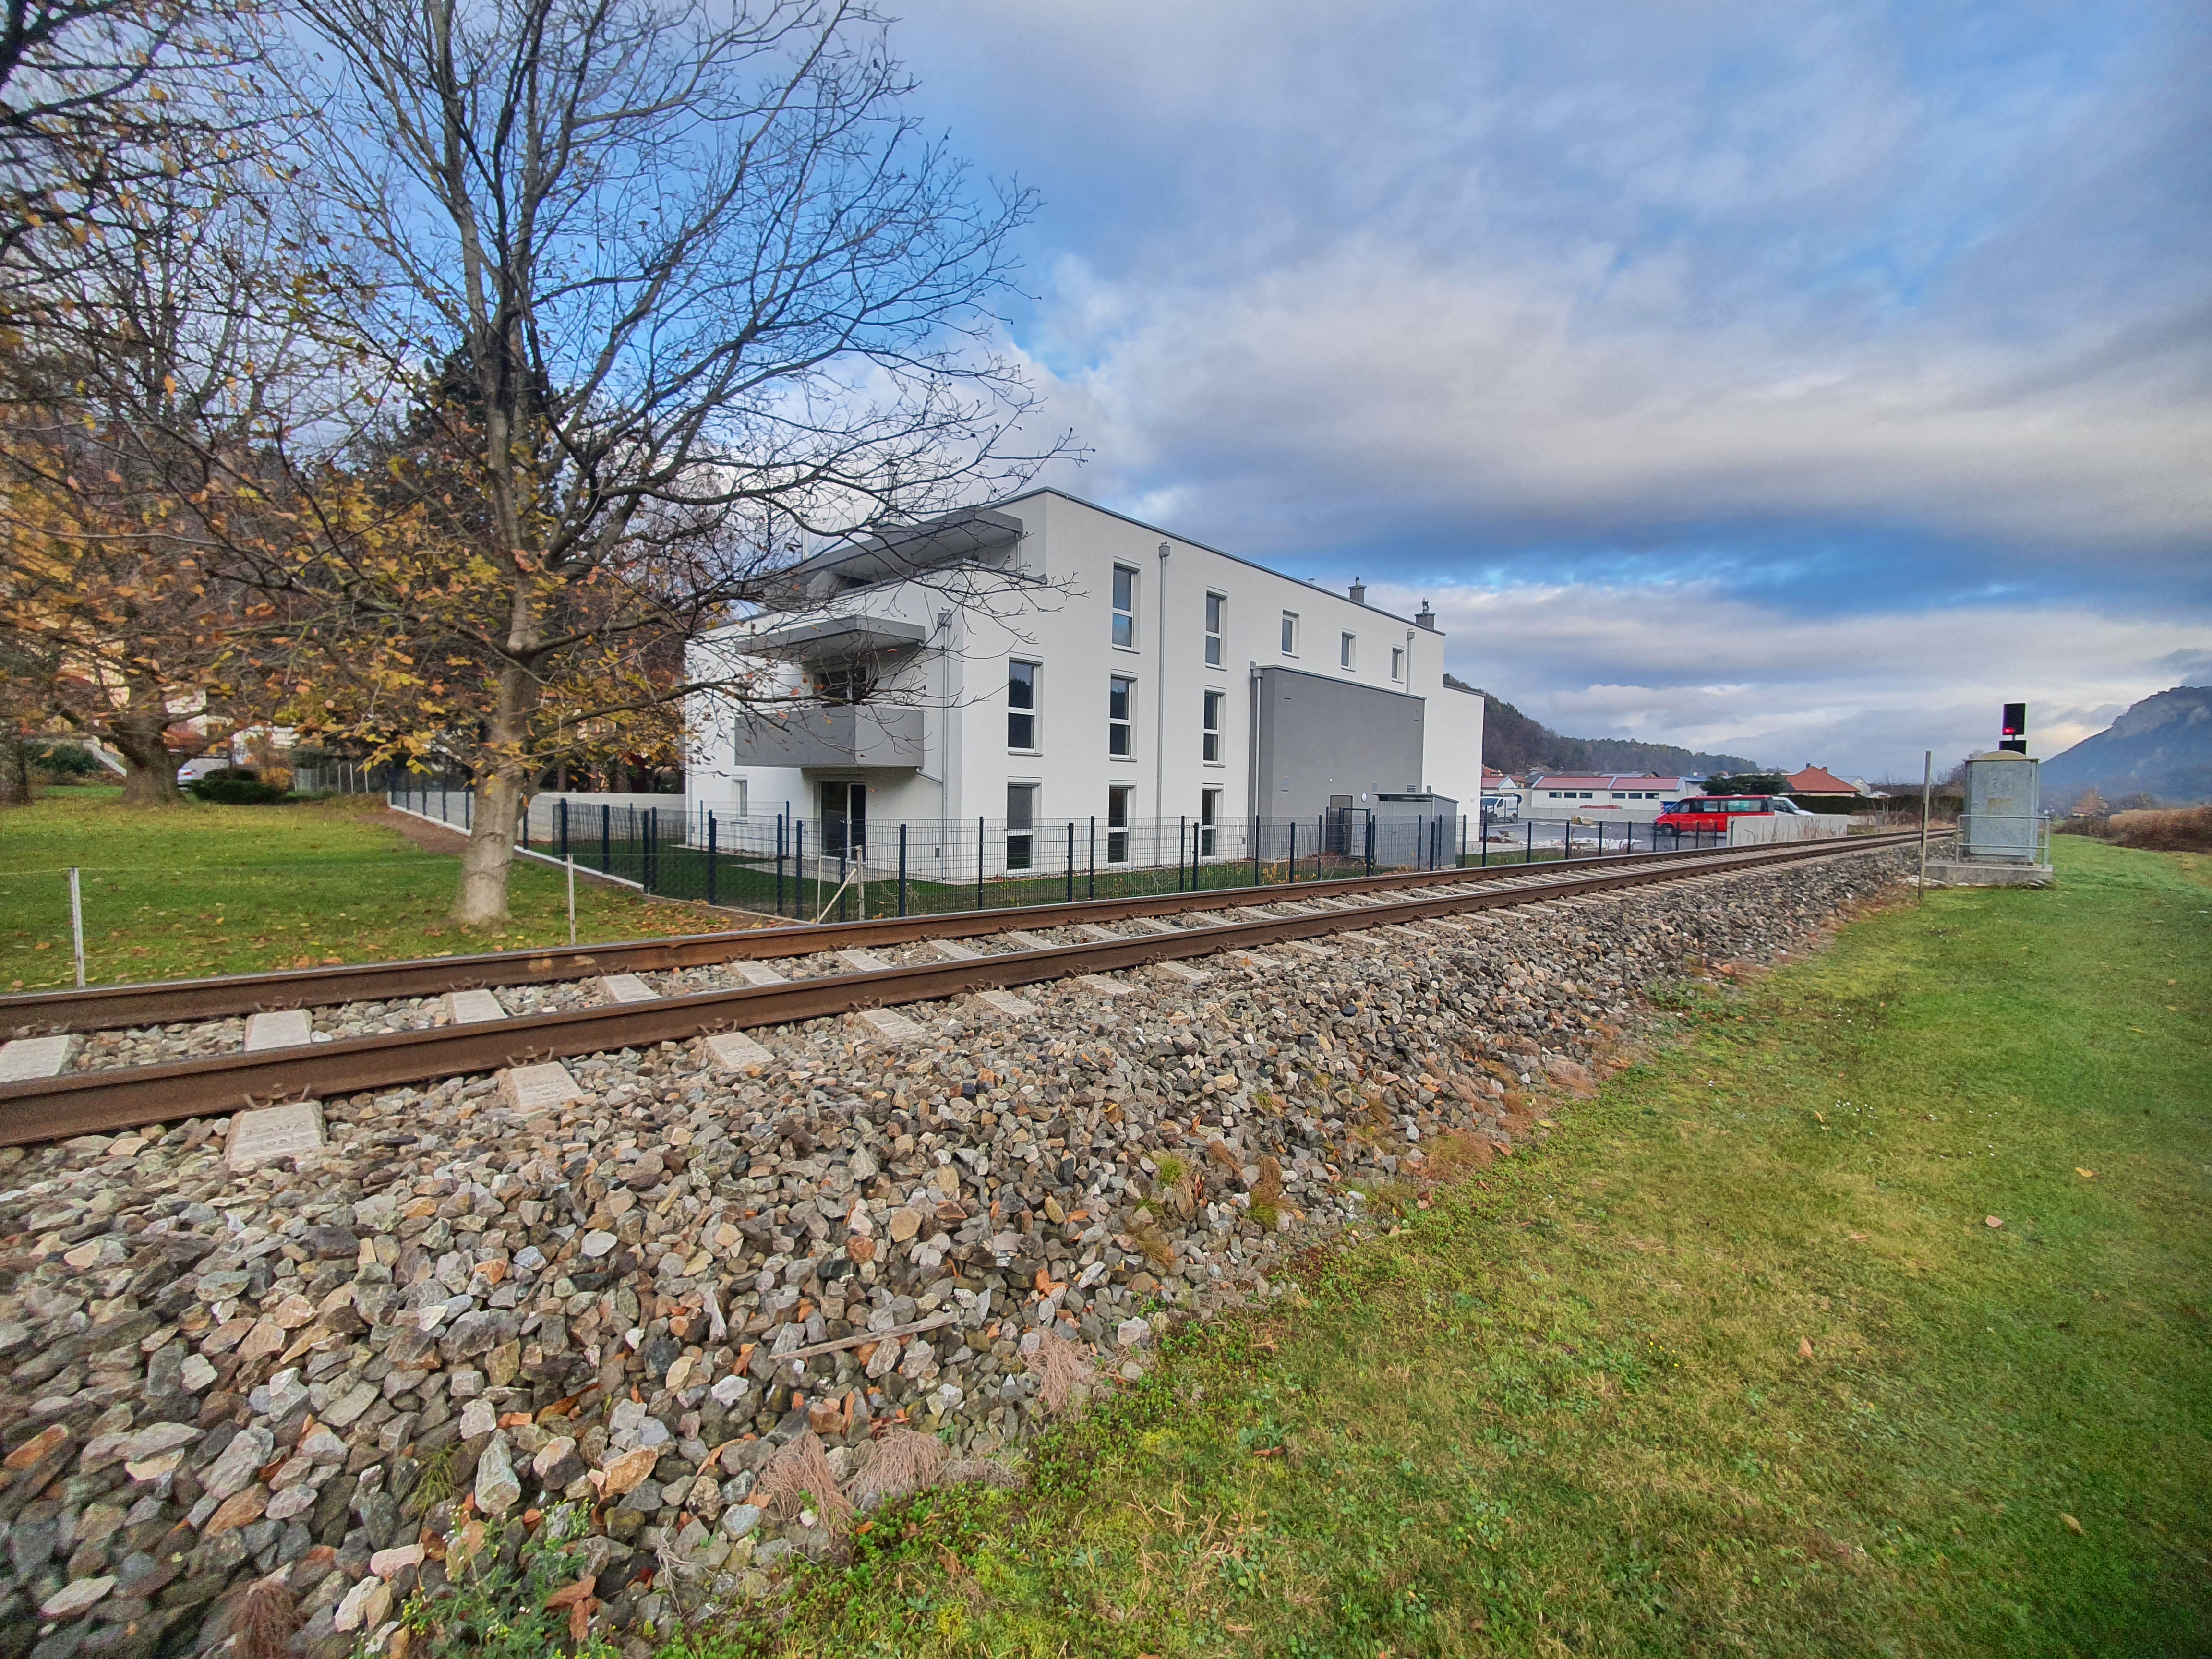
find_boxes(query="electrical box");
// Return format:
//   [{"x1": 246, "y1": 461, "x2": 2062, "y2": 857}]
[{"x1": 1961, "y1": 752, "x2": 2042, "y2": 862}]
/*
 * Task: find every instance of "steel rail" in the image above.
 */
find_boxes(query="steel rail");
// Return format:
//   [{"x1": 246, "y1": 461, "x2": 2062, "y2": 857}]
[
  {"x1": 0, "y1": 841, "x2": 1731, "y2": 1038},
  {"x1": 0, "y1": 834, "x2": 1917, "y2": 1146}
]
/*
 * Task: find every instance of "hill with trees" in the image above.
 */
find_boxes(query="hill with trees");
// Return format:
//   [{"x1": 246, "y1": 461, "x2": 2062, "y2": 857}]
[
  {"x1": 1453, "y1": 680, "x2": 1765, "y2": 777},
  {"x1": 2043, "y1": 685, "x2": 2212, "y2": 807}
]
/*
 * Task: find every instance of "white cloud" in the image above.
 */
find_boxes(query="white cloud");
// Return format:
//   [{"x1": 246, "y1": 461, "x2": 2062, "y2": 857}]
[{"x1": 1372, "y1": 577, "x2": 2209, "y2": 777}]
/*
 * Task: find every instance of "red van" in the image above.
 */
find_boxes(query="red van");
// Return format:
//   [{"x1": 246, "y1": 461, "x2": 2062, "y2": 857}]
[{"x1": 1656, "y1": 795, "x2": 1813, "y2": 832}]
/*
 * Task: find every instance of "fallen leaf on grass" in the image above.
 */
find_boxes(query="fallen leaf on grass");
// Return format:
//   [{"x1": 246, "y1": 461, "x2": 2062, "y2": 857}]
[
  {"x1": 2062, "y1": 1514, "x2": 2083, "y2": 1535},
  {"x1": 2075, "y1": 1168, "x2": 2096, "y2": 1178},
  {"x1": 1799, "y1": 1338, "x2": 1814, "y2": 1358},
  {"x1": 1985, "y1": 1216, "x2": 2004, "y2": 1229},
  {"x1": 1846, "y1": 1231, "x2": 1868, "y2": 1242}
]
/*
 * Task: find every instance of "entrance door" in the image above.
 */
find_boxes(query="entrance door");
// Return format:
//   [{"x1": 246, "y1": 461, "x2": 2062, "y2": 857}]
[
  {"x1": 819, "y1": 781, "x2": 865, "y2": 859},
  {"x1": 1326, "y1": 793, "x2": 1355, "y2": 855}
]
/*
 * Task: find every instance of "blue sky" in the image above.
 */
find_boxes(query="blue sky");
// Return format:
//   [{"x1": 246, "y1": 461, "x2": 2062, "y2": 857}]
[{"x1": 887, "y1": 0, "x2": 2210, "y2": 778}]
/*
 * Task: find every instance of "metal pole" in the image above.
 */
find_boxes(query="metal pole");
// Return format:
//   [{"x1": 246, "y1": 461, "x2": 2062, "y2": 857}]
[
  {"x1": 795, "y1": 820, "x2": 805, "y2": 916},
  {"x1": 1527, "y1": 819, "x2": 1534, "y2": 863},
  {"x1": 559, "y1": 798, "x2": 569, "y2": 861},
  {"x1": 707, "y1": 811, "x2": 718, "y2": 907},
  {"x1": 601, "y1": 804, "x2": 611, "y2": 875},
  {"x1": 1090, "y1": 816, "x2": 1097, "y2": 898},
  {"x1": 69, "y1": 867, "x2": 85, "y2": 988},
  {"x1": 1919, "y1": 748, "x2": 1932, "y2": 904},
  {"x1": 1178, "y1": 817, "x2": 1187, "y2": 891},
  {"x1": 1067, "y1": 821, "x2": 1075, "y2": 904},
  {"x1": 1288, "y1": 819, "x2": 1297, "y2": 881},
  {"x1": 1251, "y1": 817, "x2": 1261, "y2": 888},
  {"x1": 566, "y1": 855, "x2": 577, "y2": 946},
  {"x1": 977, "y1": 816, "x2": 985, "y2": 911},
  {"x1": 776, "y1": 813, "x2": 786, "y2": 918},
  {"x1": 899, "y1": 823, "x2": 909, "y2": 917}
]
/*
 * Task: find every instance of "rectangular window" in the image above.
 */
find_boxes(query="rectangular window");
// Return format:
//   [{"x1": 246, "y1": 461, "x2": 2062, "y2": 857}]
[
  {"x1": 1007, "y1": 660, "x2": 1038, "y2": 750},
  {"x1": 1340, "y1": 632, "x2": 1356, "y2": 670},
  {"x1": 1112, "y1": 565, "x2": 1137, "y2": 648},
  {"x1": 1107, "y1": 784, "x2": 1131, "y2": 862},
  {"x1": 1006, "y1": 782, "x2": 1036, "y2": 870},
  {"x1": 1202, "y1": 688, "x2": 1224, "y2": 763},
  {"x1": 1390, "y1": 646, "x2": 1404, "y2": 682},
  {"x1": 1200, "y1": 786, "x2": 1221, "y2": 857},
  {"x1": 1204, "y1": 592, "x2": 1226, "y2": 667},
  {"x1": 1108, "y1": 675, "x2": 1134, "y2": 757},
  {"x1": 1280, "y1": 611, "x2": 1298, "y2": 655}
]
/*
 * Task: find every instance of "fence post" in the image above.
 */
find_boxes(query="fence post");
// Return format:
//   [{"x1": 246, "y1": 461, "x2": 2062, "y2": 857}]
[
  {"x1": 899, "y1": 823, "x2": 909, "y2": 918},
  {"x1": 977, "y1": 817, "x2": 986, "y2": 911},
  {"x1": 1365, "y1": 813, "x2": 1375, "y2": 877},
  {"x1": 1460, "y1": 815, "x2": 1468, "y2": 866},
  {"x1": 68, "y1": 867, "x2": 86, "y2": 988},
  {"x1": 795, "y1": 820, "x2": 805, "y2": 915},
  {"x1": 776, "y1": 814, "x2": 786, "y2": 918},
  {"x1": 1066, "y1": 822, "x2": 1075, "y2": 903},
  {"x1": 601, "y1": 804, "x2": 612, "y2": 875},
  {"x1": 1526, "y1": 819, "x2": 1534, "y2": 863},
  {"x1": 1288, "y1": 819, "x2": 1297, "y2": 881},
  {"x1": 1178, "y1": 817, "x2": 1187, "y2": 891},
  {"x1": 1480, "y1": 816, "x2": 1489, "y2": 867},
  {"x1": 1251, "y1": 817, "x2": 1261, "y2": 888},
  {"x1": 1089, "y1": 817, "x2": 1097, "y2": 899},
  {"x1": 648, "y1": 808, "x2": 660, "y2": 893},
  {"x1": 559, "y1": 799, "x2": 569, "y2": 861},
  {"x1": 707, "y1": 811, "x2": 718, "y2": 907}
]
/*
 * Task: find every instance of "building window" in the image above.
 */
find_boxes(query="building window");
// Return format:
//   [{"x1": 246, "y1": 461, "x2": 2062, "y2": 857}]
[
  {"x1": 1200, "y1": 786, "x2": 1221, "y2": 856},
  {"x1": 1112, "y1": 565, "x2": 1137, "y2": 648},
  {"x1": 1007, "y1": 660, "x2": 1038, "y2": 750},
  {"x1": 1106, "y1": 785, "x2": 1131, "y2": 862},
  {"x1": 1390, "y1": 646, "x2": 1404, "y2": 682},
  {"x1": 1204, "y1": 592, "x2": 1226, "y2": 667},
  {"x1": 1202, "y1": 688, "x2": 1224, "y2": 763},
  {"x1": 1007, "y1": 783, "x2": 1037, "y2": 871},
  {"x1": 1108, "y1": 675, "x2": 1134, "y2": 757},
  {"x1": 1339, "y1": 632, "x2": 1356, "y2": 670},
  {"x1": 1280, "y1": 611, "x2": 1298, "y2": 655},
  {"x1": 733, "y1": 779, "x2": 749, "y2": 817}
]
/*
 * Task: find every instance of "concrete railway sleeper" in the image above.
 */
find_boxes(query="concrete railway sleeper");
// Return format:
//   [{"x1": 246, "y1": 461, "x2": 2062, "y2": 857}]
[{"x1": 0, "y1": 834, "x2": 1926, "y2": 1145}]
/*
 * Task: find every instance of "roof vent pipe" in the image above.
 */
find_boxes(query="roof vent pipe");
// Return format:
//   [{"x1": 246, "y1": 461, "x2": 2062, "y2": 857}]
[
  {"x1": 1348, "y1": 579, "x2": 1366, "y2": 605},
  {"x1": 1416, "y1": 601, "x2": 1437, "y2": 631}
]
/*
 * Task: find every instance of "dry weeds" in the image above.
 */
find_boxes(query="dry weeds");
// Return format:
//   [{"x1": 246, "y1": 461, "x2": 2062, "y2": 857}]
[
  {"x1": 755, "y1": 1430, "x2": 857, "y2": 1533},
  {"x1": 847, "y1": 1426, "x2": 950, "y2": 1511},
  {"x1": 1026, "y1": 1331, "x2": 1095, "y2": 1415}
]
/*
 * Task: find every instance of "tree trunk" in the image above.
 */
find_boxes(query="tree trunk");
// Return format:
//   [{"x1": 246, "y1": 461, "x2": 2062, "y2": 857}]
[
  {"x1": 0, "y1": 740, "x2": 32, "y2": 807},
  {"x1": 108, "y1": 711, "x2": 183, "y2": 806},
  {"x1": 452, "y1": 661, "x2": 537, "y2": 925}
]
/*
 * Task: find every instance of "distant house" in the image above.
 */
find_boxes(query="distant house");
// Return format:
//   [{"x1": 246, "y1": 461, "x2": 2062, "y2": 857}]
[
  {"x1": 1519, "y1": 772, "x2": 1693, "y2": 823},
  {"x1": 1785, "y1": 764, "x2": 1860, "y2": 797}
]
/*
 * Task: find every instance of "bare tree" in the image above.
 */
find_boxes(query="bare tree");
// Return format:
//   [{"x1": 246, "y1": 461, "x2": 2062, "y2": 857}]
[
  {"x1": 1, "y1": 0, "x2": 264, "y2": 313},
  {"x1": 0, "y1": 165, "x2": 331, "y2": 804},
  {"x1": 284, "y1": 0, "x2": 1066, "y2": 923}
]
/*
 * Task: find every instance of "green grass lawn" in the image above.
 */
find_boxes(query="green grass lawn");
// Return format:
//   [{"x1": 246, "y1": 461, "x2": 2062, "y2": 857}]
[
  {"x1": 723, "y1": 835, "x2": 2212, "y2": 1659},
  {"x1": 0, "y1": 787, "x2": 741, "y2": 990}
]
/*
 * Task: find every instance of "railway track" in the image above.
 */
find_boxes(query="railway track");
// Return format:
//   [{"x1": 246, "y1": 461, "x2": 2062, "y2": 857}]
[
  {"x1": 0, "y1": 842, "x2": 1729, "y2": 1038},
  {"x1": 0, "y1": 832, "x2": 1924, "y2": 1146}
]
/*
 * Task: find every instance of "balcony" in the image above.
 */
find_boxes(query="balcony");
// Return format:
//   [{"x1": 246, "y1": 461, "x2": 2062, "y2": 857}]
[{"x1": 727, "y1": 701, "x2": 926, "y2": 769}]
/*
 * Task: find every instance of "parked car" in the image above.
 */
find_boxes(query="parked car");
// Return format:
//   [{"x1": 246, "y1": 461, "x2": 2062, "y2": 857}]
[
  {"x1": 176, "y1": 756, "x2": 231, "y2": 782},
  {"x1": 1480, "y1": 793, "x2": 1519, "y2": 824},
  {"x1": 1656, "y1": 794, "x2": 1811, "y2": 832}
]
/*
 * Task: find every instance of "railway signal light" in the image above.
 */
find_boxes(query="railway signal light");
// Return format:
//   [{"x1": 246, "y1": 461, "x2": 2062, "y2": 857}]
[{"x1": 1999, "y1": 701, "x2": 2027, "y2": 754}]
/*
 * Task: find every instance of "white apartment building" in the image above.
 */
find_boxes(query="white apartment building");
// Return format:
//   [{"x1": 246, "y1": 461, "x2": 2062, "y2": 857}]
[
  {"x1": 685, "y1": 490, "x2": 1484, "y2": 871},
  {"x1": 1516, "y1": 773, "x2": 1695, "y2": 824}
]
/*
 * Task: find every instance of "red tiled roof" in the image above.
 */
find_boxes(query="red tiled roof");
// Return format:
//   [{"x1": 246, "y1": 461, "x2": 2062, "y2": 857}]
[{"x1": 1786, "y1": 765, "x2": 1858, "y2": 794}]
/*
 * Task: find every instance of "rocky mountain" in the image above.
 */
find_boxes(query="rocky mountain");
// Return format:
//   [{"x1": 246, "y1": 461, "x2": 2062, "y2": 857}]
[
  {"x1": 1454, "y1": 680, "x2": 1763, "y2": 778},
  {"x1": 2043, "y1": 684, "x2": 2212, "y2": 806}
]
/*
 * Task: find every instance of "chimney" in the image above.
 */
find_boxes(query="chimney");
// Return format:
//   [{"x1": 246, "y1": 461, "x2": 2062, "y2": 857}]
[
  {"x1": 1348, "y1": 578, "x2": 1366, "y2": 605},
  {"x1": 1416, "y1": 601, "x2": 1436, "y2": 631}
]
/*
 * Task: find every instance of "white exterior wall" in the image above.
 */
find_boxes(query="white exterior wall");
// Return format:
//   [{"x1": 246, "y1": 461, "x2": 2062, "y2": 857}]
[{"x1": 685, "y1": 490, "x2": 1484, "y2": 836}]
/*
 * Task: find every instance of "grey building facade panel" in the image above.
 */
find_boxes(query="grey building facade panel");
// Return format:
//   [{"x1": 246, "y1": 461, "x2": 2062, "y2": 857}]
[{"x1": 1252, "y1": 666, "x2": 1426, "y2": 821}]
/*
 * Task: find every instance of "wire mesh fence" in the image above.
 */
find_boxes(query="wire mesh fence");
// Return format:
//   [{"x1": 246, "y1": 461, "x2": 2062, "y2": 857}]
[{"x1": 387, "y1": 787, "x2": 1725, "y2": 922}]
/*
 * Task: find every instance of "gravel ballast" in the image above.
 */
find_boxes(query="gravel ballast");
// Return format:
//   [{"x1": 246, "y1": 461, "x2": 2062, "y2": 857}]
[{"x1": 0, "y1": 846, "x2": 1908, "y2": 1659}]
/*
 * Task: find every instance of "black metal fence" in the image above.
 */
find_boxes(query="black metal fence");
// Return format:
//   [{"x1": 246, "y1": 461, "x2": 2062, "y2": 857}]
[{"x1": 387, "y1": 786, "x2": 1721, "y2": 922}]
